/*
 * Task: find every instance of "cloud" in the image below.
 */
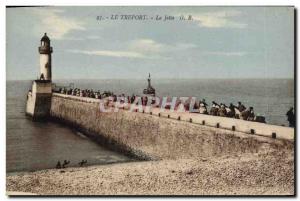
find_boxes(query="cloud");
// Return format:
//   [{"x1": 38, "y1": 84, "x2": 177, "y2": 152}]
[
  {"x1": 204, "y1": 51, "x2": 247, "y2": 56},
  {"x1": 62, "y1": 35, "x2": 102, "y2": 41},
  {"x1": 30, "y1": 8, "x2": 86, "y2": 39},
  {"x1": 173, "y1": 43, "x2": 198, "y2": 50},
  {"x1": 68, "y1": 50, "x2": 146, "y2": 58},
  {"x1": 85, "y1": 35, "x2": 102, "y2": 40},
  {"x1": 129, "y1": 39, "x2": 165, "y2": 52},
  {"x1": 129, "y1": 39, "x2": 197, "y2": 53},
  {"x1": 68, "y1": 39, "x2": 197, "y2": 59},
  {"x1": 192, "y1": 10, "x2": 247, "y2": 29},
  {"x1": 63, "y1": 37, "x2": 85, "y2": 41}
]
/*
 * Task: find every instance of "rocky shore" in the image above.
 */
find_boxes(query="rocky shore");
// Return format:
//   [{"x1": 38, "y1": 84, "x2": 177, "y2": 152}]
[{"x1": 7, "y1": 148, "x2": 294, "y2": 196}]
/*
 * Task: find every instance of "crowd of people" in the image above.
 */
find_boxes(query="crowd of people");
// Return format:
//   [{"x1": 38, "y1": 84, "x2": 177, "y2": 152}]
[
  {"x1": 196, "y1": 100, "x2": 258, "y2": 121},
  {"x1": 58, "y1": 88, "x2": 113, "y2": 99},
  {"x1": 57, "y1": 87, "x2": 294, "y2": 126}
]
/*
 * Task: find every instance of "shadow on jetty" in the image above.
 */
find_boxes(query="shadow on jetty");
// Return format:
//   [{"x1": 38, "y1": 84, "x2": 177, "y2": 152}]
[{"x1": 49, "y1": 116, "x2": 155, "y2": 162}]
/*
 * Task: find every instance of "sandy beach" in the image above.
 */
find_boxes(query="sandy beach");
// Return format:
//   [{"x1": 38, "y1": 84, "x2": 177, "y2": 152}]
[{"x1": 7, "y1": 147, "x2": 294, "y2": 195}]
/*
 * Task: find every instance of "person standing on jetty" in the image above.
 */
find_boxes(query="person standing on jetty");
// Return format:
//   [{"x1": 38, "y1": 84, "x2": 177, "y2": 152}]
[
  {"x1": 247, "y1": 107, "x2": 255, "y2": 121},
  {"x1": 286, "y1": 107, "x2": 295, "y2": 127},
  {"x1": 237, "y1": 101, "x2": 246, "y2": 112},
  {"x1": 228, "y1": 103, "x2": 236, "y2": 117}
]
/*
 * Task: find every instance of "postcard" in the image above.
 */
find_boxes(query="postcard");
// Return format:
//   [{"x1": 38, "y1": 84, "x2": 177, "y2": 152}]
[{"x1": 6, "y1": 6, "x2": 295, "y2": 196}]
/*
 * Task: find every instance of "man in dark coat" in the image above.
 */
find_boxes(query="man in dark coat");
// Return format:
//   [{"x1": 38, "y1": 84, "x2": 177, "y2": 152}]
[
  {"x1": 286, "y1": 107, "x2": 295, "y2": 127},
  {"x1": 237, "y1": 101, "x2": 246, "y2": 112},
  {"x1": 247, "y1": 107, "x2": 255, "y2": 121},
  {"x1": 40, "y1": 73, "x2": 45, "y2": 80},
  {"x1": 219, "y1": 103, "x2": 227, "y2": 117},
  {"x1": 228, "y1": 103, "x2": 236, "y2": 117}
]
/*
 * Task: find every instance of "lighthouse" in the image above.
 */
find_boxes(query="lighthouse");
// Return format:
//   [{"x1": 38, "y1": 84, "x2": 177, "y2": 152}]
[
  {"x1": 39, "y1": 33, "x2": 52, "y2": 80},
  {"x1": 26, "y1": 33, "x2": 53, "y2": 120},
  {"x1": 143, "y1": 73, "x2": 156, "y2": 96}
]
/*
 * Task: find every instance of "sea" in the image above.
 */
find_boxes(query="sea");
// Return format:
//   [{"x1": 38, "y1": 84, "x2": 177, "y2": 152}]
[{"x1": 6, "y1": 79, "x2": 294, "y2": 173}]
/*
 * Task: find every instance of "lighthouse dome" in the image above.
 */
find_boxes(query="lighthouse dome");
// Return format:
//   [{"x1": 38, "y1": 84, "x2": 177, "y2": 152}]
[
  {"x1": 39, "y1": 33, "x2": 52, "y2": 54},
  {"x1": 41, "y1": 33, "x2": 50, "y2": 42}
]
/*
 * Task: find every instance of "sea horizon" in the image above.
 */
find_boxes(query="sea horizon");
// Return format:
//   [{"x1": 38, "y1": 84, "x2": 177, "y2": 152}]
[{"x1": 6, "y1": 77, "x2": 295, "y2": 82}]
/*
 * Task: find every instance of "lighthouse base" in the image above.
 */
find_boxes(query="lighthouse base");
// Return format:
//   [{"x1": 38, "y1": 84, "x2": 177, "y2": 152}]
[{"x1": 26, "y1": 80, "x2": 52, "y2": 120}]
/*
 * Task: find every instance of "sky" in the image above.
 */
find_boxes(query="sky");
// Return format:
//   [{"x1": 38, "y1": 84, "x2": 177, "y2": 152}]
[{"x1": 6, "y1": 6, "x2": 294, "y2": 80}]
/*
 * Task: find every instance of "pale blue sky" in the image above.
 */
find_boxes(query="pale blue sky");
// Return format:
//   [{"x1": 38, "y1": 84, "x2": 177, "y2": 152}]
[{"x1": 6, "y1": 6, "x2": 294, "y2": 80}]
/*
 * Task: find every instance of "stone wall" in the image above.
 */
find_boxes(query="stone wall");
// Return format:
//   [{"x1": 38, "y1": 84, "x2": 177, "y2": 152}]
[
  {"x1": 25, "y1": 81, "x2": 52, "y2": 119},
  {"x1": 50, "y1": 93, "x2": 293, "y2": 160}
]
